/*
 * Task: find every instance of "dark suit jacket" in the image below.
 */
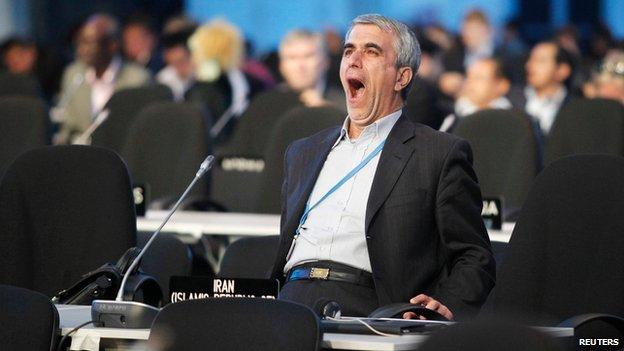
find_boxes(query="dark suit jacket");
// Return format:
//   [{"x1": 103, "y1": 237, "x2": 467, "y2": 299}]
[{"x1": 270, "y1": 112, "x2": 496, "y2": 319}]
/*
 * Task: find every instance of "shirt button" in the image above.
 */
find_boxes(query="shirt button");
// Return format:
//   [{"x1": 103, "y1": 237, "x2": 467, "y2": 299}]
[{"x1": 366, "y1": 235, "x2": 372, "y2": 240}]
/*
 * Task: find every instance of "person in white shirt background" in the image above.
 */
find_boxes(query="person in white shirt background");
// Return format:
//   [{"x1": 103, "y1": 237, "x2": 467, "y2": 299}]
[
  {"x1": 439, "y1": 57, "x2": 512, "y2": 132},
  {"x1": 523, "y1": 41, "x2": 574, "y2": 136}
]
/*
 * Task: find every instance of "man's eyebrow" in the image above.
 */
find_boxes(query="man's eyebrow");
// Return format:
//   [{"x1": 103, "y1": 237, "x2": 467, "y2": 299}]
[
  {"x1": 342, "y1": 42, "x2": 383, "y2": 52},
  {"x1": 364, "y1": 43, "x2": 383, "y2": 52}
]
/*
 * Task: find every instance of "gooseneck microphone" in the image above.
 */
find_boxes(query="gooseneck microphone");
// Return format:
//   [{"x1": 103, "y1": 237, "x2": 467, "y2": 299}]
[
  {"x1": 91, "y1": 155, "x2": 215, "y2": 328},
  {"x1": 72, "y1": 109, "x2": 110, "y2": 145}
]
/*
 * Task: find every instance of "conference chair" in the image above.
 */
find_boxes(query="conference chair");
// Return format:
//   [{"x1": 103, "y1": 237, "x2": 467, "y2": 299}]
[
  {"x1": 218, "y1": 236, "x2": 280, "y2": 279},
  {"x1": 481, "y1": 154, "x2": 624, "y2": 340},
  {"x1": 0, "y1": 285, "x2": 59, "y2": 351},
  {"x1": 138, "y1": 232, "x2": 193, "y2": 303},
  {"x1": 147, "y1": 298, "x2": 321, "y2": 351},
  {"x1": 209, "y1": 89, "x2": 302, "y2": 212},
  {"x1": 221, "y1": 88, "x2": 302, "y2": 155},
  {"x1": 0, "y1": 95, "x2": 48, "y2": 177},
  {"x1": 120, "y1": 102, "x2": 210, "y2": 210},
  {"x1": 453, "y1": 108, "x2": 540, "y2": 219},
  {"x1": 0, "y1": 72, "x2": 41, "y2": 98},
  {"x1": 418, "y1": 318, "x2": 565, "y2": 351},
  {"x1": 91, "y1": 84, "x2": 173, "y2": 153},
  {"x1": 256, "y1": 105, "x2": 344, "y2": 213},
  {"x1": 544, "y1": 98, "x2": 624, "y2": 165},
  {"x1": 185, "y1": 81, "x2": 229, "y2": 131},
  {"x1": 0, "y1": 146, "x2": 136, "y2": 297}
]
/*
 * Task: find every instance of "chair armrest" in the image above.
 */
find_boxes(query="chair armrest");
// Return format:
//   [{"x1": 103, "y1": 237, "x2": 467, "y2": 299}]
[{"x1": 558, "y1": 313, "x2": 624, "y2": 337}]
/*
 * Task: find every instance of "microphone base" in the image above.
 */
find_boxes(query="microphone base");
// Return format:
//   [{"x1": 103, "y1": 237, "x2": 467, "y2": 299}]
[{"x1": 91, "y1": 300, "x2": 161, "y2": 328}]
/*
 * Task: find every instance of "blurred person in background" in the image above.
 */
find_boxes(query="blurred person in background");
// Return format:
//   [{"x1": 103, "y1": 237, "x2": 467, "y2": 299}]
[
  {"x1": 53, "y1": 14, "x2": 151, "y2": 144},
  {"x1": 323, "y1": 26, "x2": 345, "y2": 90},
  {"x1": 0, "y1": 37, "x2": 64, "y2": 103},
  {"x1": 509, "y1": 41, "x2": 574, "y2": 136},
  {"x1": 278, "y1": 29, "x2": 344, "y2": 109},
  {"x1": 439, "y1": 58, "x2": 512, "y2": 132},
  {"x1": 439, "y1": 9, "x2": 495, "y2": 100},
  {"x1": 0, "y1": 38, "x2": 38, "y2": 75},
  {"x1": 186, "y1": 18, "x2": 265, "y2": 132},
  {"x1": 156, "y1": 17, "x2": 197, "y2": 101},
  {"x1": 590, "y1": 51, "x2": 624, "y2": 104},
  {"x1": 498, "y1": 19, "x2": 528, "y2": 84},
  {"x1": 242, "y1": 39, "x2": 276, "y2": 90},
  {"x1": 122, "y1": 16, "x2": 164, "y2": 74},
  {"x1": 413, "y1": 31, "x2": 443, "y2": 84}
]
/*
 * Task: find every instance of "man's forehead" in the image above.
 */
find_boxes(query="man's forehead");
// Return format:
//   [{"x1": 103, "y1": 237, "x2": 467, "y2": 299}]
[
  {"x1": 471, "y1": 60, "x2": 496, "y2": 74},
  {"x1": 345, "y1": 24, "x2": 393, "y2": 45},
  {"x1": 533, "y1": 43, "x2": 556, "y2": 56}
]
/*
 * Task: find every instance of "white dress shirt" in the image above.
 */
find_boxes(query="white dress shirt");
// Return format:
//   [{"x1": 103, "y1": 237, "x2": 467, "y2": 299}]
[
  {"x1": 85, "y1": 56, "x2": 122, "y2": 117},
  {"x1": 284, "y1": 109, "x2": 402, "y2": 273},
  {"x1": 525, "y1": 86, "x2": 567, "y2": 135},
  {"x1": 156, "y1": 66, "x2": 194, "y2": 101}
]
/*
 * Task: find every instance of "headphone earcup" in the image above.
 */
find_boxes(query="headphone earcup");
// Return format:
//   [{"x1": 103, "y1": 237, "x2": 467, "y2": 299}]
[{"x1": 313, "y1": 298, "x2": 342, "y2": 319}]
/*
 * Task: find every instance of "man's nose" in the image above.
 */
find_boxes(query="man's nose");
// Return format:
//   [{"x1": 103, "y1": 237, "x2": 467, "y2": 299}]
[{"x1": 347, "y1": 50, "x2": 362, "y2": 68}]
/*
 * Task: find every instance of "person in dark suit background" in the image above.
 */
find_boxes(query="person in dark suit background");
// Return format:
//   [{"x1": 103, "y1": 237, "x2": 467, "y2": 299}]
[
  {"x1": 508, "y1": 41, "x2": 576, "y2": 137},
  {"x1": 271, "y1": 14, "x2": 495, "y2": 320}
]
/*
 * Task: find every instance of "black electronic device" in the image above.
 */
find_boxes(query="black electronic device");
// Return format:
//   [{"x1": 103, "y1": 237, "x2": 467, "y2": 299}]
[{"x1": 368, "y1": 303, "x2": 449, "y2": 321}]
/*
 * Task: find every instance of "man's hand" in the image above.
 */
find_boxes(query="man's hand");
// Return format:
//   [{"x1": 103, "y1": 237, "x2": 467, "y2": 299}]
[{"x1": 403, "y1": 294, "x2": 454, "y2": 320}]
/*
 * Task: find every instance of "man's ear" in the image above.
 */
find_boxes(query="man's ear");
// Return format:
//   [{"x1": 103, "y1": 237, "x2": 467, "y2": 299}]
[
  {"x1": 556, "y1": 63, "x2": 572, "y2": 83},
  {"x1": 395, "y1": 67, "x2": 413, "y2": 92},
  {"x1": 497, "y1": 78, "x2": 511, "y2": 96}
]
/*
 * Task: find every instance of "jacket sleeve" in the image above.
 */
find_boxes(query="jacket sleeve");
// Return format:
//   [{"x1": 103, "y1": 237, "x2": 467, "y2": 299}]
[{"x1": 433, "y1": 138, "x2": 496, "y2": 320}]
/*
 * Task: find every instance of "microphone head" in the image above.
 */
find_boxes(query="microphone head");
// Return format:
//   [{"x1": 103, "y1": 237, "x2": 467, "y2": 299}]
[
  {"x1": 196, "y1": 155, "x2": 215, "y2": 177},
  {"x1": 313, "y1": 298, "x2": 341, "y2": 319}
]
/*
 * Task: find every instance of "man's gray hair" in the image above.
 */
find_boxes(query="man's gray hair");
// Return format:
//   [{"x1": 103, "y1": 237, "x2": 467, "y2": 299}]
[{"x1": 346, "y1": 14, "x2": 421, "y2": 99}]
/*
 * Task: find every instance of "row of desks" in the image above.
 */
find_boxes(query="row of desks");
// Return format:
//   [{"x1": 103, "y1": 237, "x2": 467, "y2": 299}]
[
  {"x1": 59, "y1": 305, "x2": 572, "y2": 351},
  {"x1": 137, "y1": 210, "x2": 515, "y2": 243}
]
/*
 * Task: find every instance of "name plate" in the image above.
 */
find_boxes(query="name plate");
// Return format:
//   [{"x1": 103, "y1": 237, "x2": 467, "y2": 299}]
[
  {"x1": 169, "y1": 276, "x2": 280, "y2": 303},
  {"x1": 219, "y1": 156, "x2": 265, "y2": 172},
  {"x1": 481, "y1": 197, "x2": 503, "y2": 230}
]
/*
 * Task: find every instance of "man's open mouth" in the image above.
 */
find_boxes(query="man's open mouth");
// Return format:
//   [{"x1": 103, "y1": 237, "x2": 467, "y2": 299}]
[{"x1": 347, "y1": 78, "x2": 366, "y2": 100}]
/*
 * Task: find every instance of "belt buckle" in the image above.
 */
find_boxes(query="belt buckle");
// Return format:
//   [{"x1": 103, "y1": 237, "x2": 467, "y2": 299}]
[{"x1": 309, "y1": 267, "x2": 329, "y2": 279}]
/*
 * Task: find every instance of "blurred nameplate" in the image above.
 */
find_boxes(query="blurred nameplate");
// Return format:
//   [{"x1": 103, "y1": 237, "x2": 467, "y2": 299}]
[
  {"x1": 481, "y1": 197, "x2": 502, "y2": 230},
  {"x1": 133, "y1": 183, "x2": 149, "y2": 216},
  {"x1": 169, "y1": 276, "x2": 280, "y2": 303}
]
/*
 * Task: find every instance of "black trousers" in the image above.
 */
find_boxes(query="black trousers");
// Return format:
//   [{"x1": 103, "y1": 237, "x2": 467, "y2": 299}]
[{"x1": 279, "y1": 279, "x2": 379, "y2": 317}]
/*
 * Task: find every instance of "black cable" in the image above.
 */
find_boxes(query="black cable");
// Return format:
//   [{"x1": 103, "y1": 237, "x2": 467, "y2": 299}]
[{"x1": 57, "y1": 320, "x2": 101, "y2": 351}]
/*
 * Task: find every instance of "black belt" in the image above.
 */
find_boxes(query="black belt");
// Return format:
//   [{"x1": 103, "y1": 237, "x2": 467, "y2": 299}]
[{"x1": 286, "y1": 261, "x2": 374, "y2": 289}]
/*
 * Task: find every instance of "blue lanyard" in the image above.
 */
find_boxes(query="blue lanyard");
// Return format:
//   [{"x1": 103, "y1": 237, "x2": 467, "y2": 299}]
[{"x1": 296, "y1": 139, "x2": 386, "y2": 235}]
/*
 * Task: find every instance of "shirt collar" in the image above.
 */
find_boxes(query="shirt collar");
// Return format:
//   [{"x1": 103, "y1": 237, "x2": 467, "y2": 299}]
[
  {"x1": 86, "y1": 56, "x2": 122, "y2": 85},
  {"x1": 524, "y1": 85, "x2": 568, "y2": 105},
  {"x1": 334, "y1": 109, "x2": 402, "y2": 148}
]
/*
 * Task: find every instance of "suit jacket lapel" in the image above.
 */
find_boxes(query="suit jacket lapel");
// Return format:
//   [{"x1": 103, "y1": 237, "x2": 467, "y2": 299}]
[
  {"x1": 283, "y1": 128, "x2": 340, "y2": 239},
  {"x1": 365, "y1": 113, "x2": 416, "y2": 233}
]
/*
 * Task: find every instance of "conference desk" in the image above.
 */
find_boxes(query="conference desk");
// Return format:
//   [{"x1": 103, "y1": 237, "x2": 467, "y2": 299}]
[
  {"x1": 58, "y1": 305, "x2": 573, "y2": 351},
  {"x1": 137, "y1": 210, "x2": 515, "y2": 243}
]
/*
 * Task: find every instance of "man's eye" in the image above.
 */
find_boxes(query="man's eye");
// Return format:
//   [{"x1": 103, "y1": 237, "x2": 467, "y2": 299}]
[
  {"x1": 343, "y1": 49, "x2": 352, "y2": 57},
  {"x1": 367, "y1": 49, "x2": 379, "y2": 56}
]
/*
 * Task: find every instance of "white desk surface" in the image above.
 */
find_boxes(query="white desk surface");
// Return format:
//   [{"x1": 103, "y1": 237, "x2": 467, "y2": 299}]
[
  {"x1": 137, "y1": 210, "x2": 514, "y2": 243},
  {"x1": 58, "y1": 304, "x2": 571, "y2": 351}
]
